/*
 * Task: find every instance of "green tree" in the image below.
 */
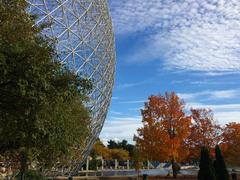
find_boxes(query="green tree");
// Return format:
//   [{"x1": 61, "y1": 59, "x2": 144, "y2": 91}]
[
  {"x1": 107, "y1": 139, "x2": 135, "y2": 159},
  {"x1": 214, "y1": 145, "x2": 229, "y2": 180},
  {"x1": 198, "y1": 147, "x2": 216, "y2": 180},
  {"x1": 16, "y1": 170, "x2": 46, "y2": 180},
  {"x1": 107, "y1": 140, "x2": 119, "y2": 149},
  {"x1": 35, "y1": 70, "x2": 91, "y2": 169},
  {"x1": 120, "y1": 140, "x2": 134, "y2": 158},
  {"x1": 110, "y1": 148, "x2": 129, "y2": 160},
  {"x1": 132, "y1": 147, "x2": 143, "y2": 180},
  {"x1": 0, "y1": 0, "x2": 91, "y2": 178},
  {"x1": 89, "y1": 153, "x2": 101, "y2": 170}
]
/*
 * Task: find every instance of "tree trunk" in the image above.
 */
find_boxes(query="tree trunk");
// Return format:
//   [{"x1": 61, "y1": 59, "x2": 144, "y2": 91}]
[
  {"x1": 172, "y1": 158, "x2": 177, "y2": 179},
  {"x1": 20, "y1": 151, "x2": 27, "y2": 180}
]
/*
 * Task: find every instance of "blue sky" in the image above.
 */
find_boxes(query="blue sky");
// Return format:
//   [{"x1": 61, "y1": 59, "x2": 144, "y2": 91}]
[{"x1": 99, "y1": 0, "x2": 240, "y2": 144}]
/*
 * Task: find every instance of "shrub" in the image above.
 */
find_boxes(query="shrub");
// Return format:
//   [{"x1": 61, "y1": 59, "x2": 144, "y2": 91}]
[
  {"x1": 198, "y1": 146, "x2": 215, "y2": 180},
  {"x1": 214, "y1": 145, "x2": 229, "y2": 180},
  {"x1": 16, "y1": 170, "x2": 46, "y2": 180}
]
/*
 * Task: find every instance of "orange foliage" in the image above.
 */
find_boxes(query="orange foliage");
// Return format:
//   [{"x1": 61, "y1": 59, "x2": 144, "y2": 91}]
[
  {"x1": 135, "y1": 91, "x2": 240, "y2": 165},
  {"x1": 111, "y1": 149, "x2": 129, "y2": 160},
  {"x1": 92, "y1": 139, "x2": 112, "y2": 160},
  {"x1": 136, "y1": 92, "x2": 191, "y2": 162},
  {"x1": 220, "y1": 122, "x2": 240, "y2": 166},
  {"x1": 186, "y1": 108, "x2": 222, "y2": 160},
  {"x1": 92, "y1": 139, "x2": 129, "y2": 160}
]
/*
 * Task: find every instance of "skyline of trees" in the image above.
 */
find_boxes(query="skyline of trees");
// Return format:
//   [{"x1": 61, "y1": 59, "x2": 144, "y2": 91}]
[
  {"x1": 91, "y1": 139, "x2": 133, "y2": 161},
  {"x1": 134, "y1": 91, "x2": 240, "y2": 168},
  {"x1": 89, "y1": 91, "x2": 239, "y2": 170}
]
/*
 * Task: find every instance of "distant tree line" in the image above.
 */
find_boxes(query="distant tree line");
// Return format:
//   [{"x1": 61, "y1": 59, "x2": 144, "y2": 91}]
[
  {"x1": 90, "y1": 139, "x2": 134, "y2": 161},
  {"x1": 107, "y1": 139, "x2": 134, "y2": 158}
]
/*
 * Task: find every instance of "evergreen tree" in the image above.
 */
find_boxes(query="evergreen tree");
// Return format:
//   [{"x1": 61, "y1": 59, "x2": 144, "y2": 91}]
[
  {"x1": 198, "y1": 146, "x2": 216, "y2": 180},
  {"x1": 214, "y1": 145, "x2": 229, "y2": 180}
]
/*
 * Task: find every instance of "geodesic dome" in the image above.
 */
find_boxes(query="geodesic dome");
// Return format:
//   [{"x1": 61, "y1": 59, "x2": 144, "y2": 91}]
[{"x1": 26, "y1": 0, "x2": 115, "y2": 173}]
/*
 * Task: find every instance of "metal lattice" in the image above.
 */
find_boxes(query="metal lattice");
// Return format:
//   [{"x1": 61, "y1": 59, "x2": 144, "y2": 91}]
[{"x1": 26, "y1": 0, "x2": 115, "y2": 174}]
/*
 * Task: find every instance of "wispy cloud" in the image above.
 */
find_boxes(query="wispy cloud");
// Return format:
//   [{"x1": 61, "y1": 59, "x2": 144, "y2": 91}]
[
  {"x1": 112, "y1": 96, "x2": 120, "y2": 100},
  {"x1": 110, "y1": 111, "x2": 123, "y2": 115},
  {"x1": 100, "y1": 116, "x2": 142, "y2": 144},
  {"x1": 117, "y1": 79, "x2": 154, "y2": 89},
  {"x1": 187, "y1": 102, "x2": 240, "y2": 124},
  {"x1": 190, "y1": 80, "x2": 217, "y2": 85},
  {"x1": 110, "y1": 0, "x2": 240, "y2": 74},
  {"x1": 178, "y1": 89, "x2": 240, "y2": 124},
  {"x1": 178, "y1": 89, "x2": 240, "y2": 101},
  {"x1": 119, "y1": 100, "x2": 145, "y2": 104},
  {"x1": 110, "y1": 0, "x2": 240, "y2": 35},
  {"x1": 128, "y1": 107, "x2": 143, "y2": 111},
  {"x1": 188, "y1": 103, "x2": 240, "y2": 111},
  {"x1": 117, "y1": 82, "x2": 144, "y2": 89},
  {"x1": 210, "y1": 90, "x2": 240, "y2": 99},
  {"x1": 214, "y1": 111, "x2": 240, "y2": 124},
  {"x1": 157, "y1": 23, "x2": 240, "y2": 72}
]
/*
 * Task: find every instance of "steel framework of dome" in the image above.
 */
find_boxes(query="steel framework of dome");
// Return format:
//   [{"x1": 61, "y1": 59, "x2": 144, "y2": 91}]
[{"x1": 26, "y1": 0, "x2": 115, "y2": 174}]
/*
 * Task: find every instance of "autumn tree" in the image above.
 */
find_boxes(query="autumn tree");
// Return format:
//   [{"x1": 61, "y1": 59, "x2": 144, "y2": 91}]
[
  {"x1": 136, "y1": 92, "x2": 191, "y2": 178},
  {"x1": 107, "y1": 139, "x2": 134, "y2": 158},
  {"x1": 91, "y1": 139, "x2": 131, "y2": 162},
  {"x1": 220, "y1": 123, "x2": 240, "y2": 166},
  {"x1": 186, "y1": 108, "x2": 222, "y2": 161},
  {"x1": 91, "y1": 139, "x2": 112, "y2": 160},
  {"x1": 111, "y1": 149, "x2": 129, "y2": 161}
]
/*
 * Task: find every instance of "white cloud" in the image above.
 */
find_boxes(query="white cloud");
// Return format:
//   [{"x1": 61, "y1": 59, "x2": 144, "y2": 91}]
[
  {"x1": 117, "y1": 79, "x2": 155, "y2": 89},
  {"x1": 112, "y1": 96, "x2": 120, "y2": 100},
  {"x1": 119, "y1": 100, "x2": 145, "y2": 104},
  {"x1": 110, "y1": 111, "x2": 123, "y2": 115},
  {"x1": 110, "y1": 0, "x2": 240, "y2": 73},
  {"x1": 177, "y1": 89, "x2": 240, "y2": 124},
  {"x1": 214, "y1": 111, "x2": 240, "y2": 124},
  {"x1": 210, "y1": 90, "x2": 239, "y2": 99},
  {"x1": 178, "y1": 89, "x2": 240, "y2": 101},
  {"x1": 188, "y1": 103, "x2": 240, "y2": 124},
  {"x1": 117, "y1": 82, "x2": 143, "y2": 89},
  {"x1": 99, "y1": 116, "x2": 142, "y2": 144},
  {"x1": 110, "y1": 0, "x2": 240, "y2": 35},
  {"x1": 158, "y1": 22, "x2": 240, "y2": 72},
  {"x1": 128, "y1": 107, "x2": 143, "y2": 111},
  {"x1": 187, "y1": 102, "x2": 240, "y2": 111},
  {"x1": 178, "y1": 93, "x2": 197, "y2": 101}
]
